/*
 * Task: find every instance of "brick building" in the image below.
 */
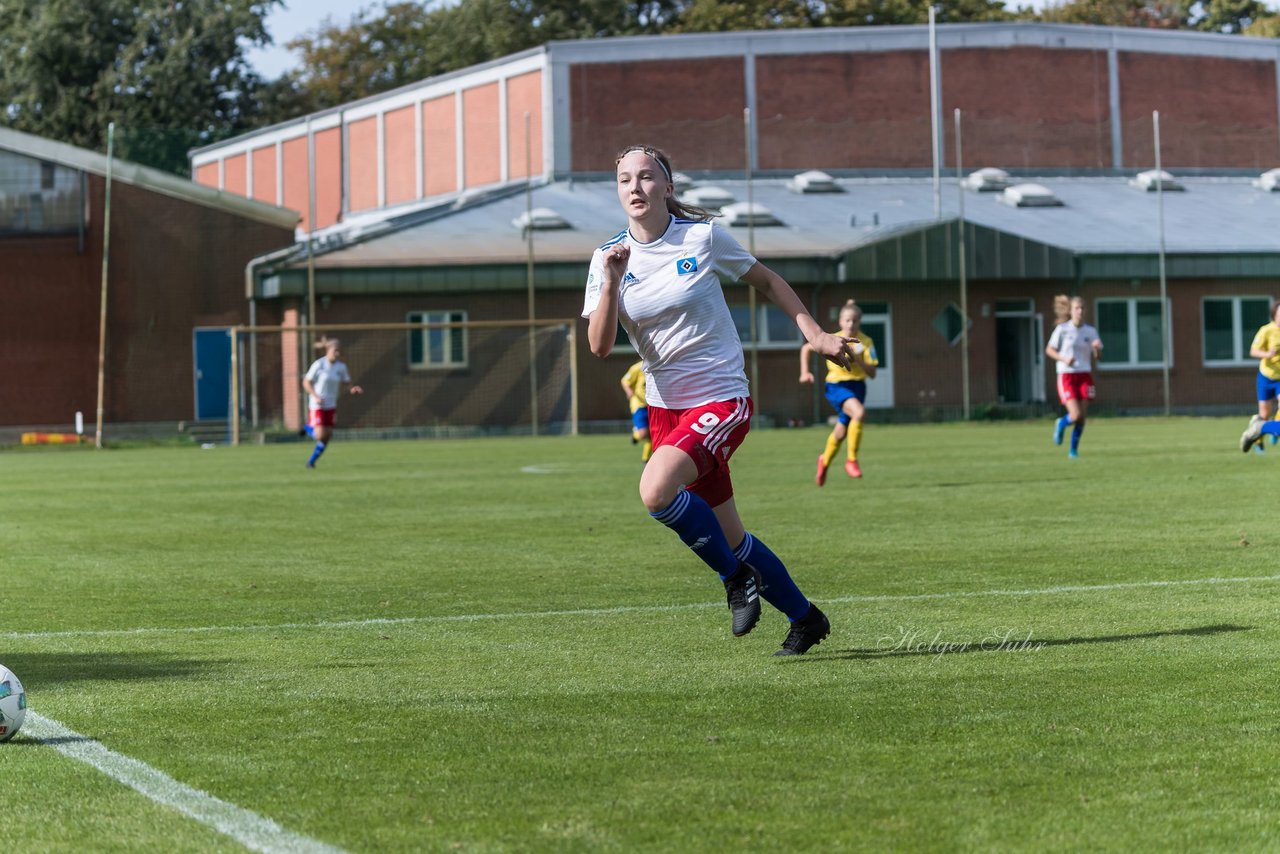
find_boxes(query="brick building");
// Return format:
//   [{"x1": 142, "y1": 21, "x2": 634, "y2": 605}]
[
  {"x1": 187, "y1": 24, "x2": 1280, "y2": 430},
  {"x1": 0, "y1": 127, "x2": 297, "y2": 435}
]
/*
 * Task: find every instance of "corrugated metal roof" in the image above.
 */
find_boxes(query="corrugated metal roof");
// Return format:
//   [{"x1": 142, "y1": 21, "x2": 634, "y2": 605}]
[
  {"x1": 297, "y1": 173, "x2": 1280, "y2": 275},
  {"x1": 0, "y1": 126, "x2": 298, "y2": 230}
]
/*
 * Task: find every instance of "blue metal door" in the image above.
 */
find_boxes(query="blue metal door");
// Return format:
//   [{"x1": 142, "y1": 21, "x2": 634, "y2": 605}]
[{"x1": 193, "y1": 328, "x2": 231, "y2": 421}]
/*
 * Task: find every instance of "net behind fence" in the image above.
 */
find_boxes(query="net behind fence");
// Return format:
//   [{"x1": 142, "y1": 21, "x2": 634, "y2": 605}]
[{"x1": 231, "y1": 320, "x2": 577, "y2": 444}]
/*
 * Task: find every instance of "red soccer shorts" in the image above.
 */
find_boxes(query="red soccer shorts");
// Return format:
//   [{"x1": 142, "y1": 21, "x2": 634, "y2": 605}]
[
  {"x1": 1057, "y1": 372, "x2": 1096, "y2": 404},
  {"x1": 309, "y1": 407, "x2": 337, "y2": 428},
  {"x1": 647, "y1": 397, "x2": 753, "y2": 508}
]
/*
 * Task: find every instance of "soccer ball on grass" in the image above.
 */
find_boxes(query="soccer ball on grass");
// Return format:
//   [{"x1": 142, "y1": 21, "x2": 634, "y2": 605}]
[{"x1": 0, "y1": 665, "x2": 27, "y2": 742}]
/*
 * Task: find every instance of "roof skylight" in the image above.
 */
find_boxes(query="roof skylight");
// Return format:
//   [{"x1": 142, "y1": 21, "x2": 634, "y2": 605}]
[
  {"x1": 962, "y1": 167, "x2": 1011, "y2": 192},
  {"x1": 998, "y1": 183, "x2": 1064, "y2": 207},
  {"x1": 1130, "y1": 169, "x2": 1184, "y2": 192},
  {"x1": 788, "y1": 170, "x2": 842, "y2": 193},
  {"x1": 512, "y1": 207, "x2": 570, "y2": 230},
  {"x1": 718, "y1": 201, "x2": 783, "y2": 227}
]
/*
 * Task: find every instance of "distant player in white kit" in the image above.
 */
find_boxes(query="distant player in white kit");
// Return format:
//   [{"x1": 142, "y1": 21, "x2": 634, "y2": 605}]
[
  {"x1": 1045, "y1": 295, "x2": 1102, "y2": 459},
  {"x1": 583, "y1": 144, "x2": 855, "y2": 656},
  {"x1": 302, "y1": 338, "x2": 362, "y2": 468}
]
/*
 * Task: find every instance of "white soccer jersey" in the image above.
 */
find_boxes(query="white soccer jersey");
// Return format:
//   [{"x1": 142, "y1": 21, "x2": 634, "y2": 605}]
[
  {"x1": 581, "y1": 216, "x2": 756, "y2": 409},
  {"x1": 1047, "y1": 322, "x2": 1102, "y2": 374},
  {"x1": 304, "y1": 357, "x2": 351, "y2": 409}
]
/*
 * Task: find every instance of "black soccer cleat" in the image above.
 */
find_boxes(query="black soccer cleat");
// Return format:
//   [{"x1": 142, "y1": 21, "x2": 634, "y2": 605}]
[
  {"x1": 723, "y1": 564, "x2": 762, "y2": 637},
  {"x1": 774, "y1": 604, "x2": 830, "y2": 656}
]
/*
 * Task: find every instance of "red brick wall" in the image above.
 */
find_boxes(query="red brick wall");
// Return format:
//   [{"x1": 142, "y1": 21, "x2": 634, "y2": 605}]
[
  {"x1": 194, "y1": 162, "x2": 219, "y2": 189},
  {"x1": 941, "y1": 47, "x2": 1113, "y2": 169},
  {"x1": 384, "y1": 105, "x2": 417, "y2": 206},
  {"x1": 223, "y1": 153, "x2": 246, "y2": 195},
  {"x1": 506, "y1": 70, "x2": 543, "y2": 180},
  {"x1": 423, "y1": 94, "x2": 458, "y2": 196},
  {"x1": 757, "y1": 51, "x2": 931, "y2": 170},
  {"x1": 347, "y1": 117, "x2": 379, "y2": 212},
  {"x1": 463, "y1": 83, "x2": 502, "y2": 187},
  {"x1": 282, "y1": 135, "x2": 309, "y2": 229},
  {"x1": 251, "y1": 144, "x2": 277, "y2": 205},
  {"x1": 314, "y1": 127, "x2": 343, "y2": 229},
  {"x1": 1119, "y1": 53, "x2": 1279, "y2": 169},
  {"x1": 0, "y1": 176, "x2": 296, "y2": 427},
  {"x1": 570, "y1": 58, "x2": 747, "y2": 172}
]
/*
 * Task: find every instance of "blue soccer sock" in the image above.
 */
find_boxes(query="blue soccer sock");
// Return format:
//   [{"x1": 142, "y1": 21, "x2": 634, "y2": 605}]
[
  {"x1": 650, "y1": 489, "x2": 739, "y2": 580},
  {"x1": 307, "y1": 441, "x2": 327, "y2": 466},
  {"x1": 1071, "y1": 419, "x2": 1085, "y2": 451},
  {"x1": 1261, "y1": 421, "x2": 1280, "y2": 437},
  {"x1": 1058, "y1": 414, "x2": 1072, "y2": 431},
  {"x1": 733, "y1": 532, "x2": 811, "y2": 621},
  {"x1": 304, "y1": 424, "x2": 315, "y2": 439}
]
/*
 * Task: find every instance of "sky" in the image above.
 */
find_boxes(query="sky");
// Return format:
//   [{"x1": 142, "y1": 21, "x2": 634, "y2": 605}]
[{"x1": 246, "y1": 0, "x2": 373, "y2": 79}]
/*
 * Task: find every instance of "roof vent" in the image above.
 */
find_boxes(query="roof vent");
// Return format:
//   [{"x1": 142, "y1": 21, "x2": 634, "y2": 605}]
[
  {"x1": 718, "y1": 201, "x2": 783, "y2": 227},
  {"x1": 681, "y1": 185, "x2": 736, "y2": 211},
  {"x1": 671, "y1": 171, "x2": 695, "y2": 193},
  {"x1": 1130, "y1": 169, "x2": 1184, "y2": 192},
  {"x1": 512, "y1": 207, "x2": 571, "y2": 231},
  {"x1": 962, "y1": 167, "x2": 1011, "y2": 192},
  {"x1": 788, "y1": 170, "x2": 842, "y2": 193},
  {"x1": 998, "y1": 183, "x2": 1064, "y2": 208},
  {"x1": 1253, "y1": 168, "x2": 1280, "y2": 192}
]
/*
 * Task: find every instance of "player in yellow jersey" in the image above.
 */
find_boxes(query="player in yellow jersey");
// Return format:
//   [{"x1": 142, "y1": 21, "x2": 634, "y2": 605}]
[
  {"x1": 1240, "y1": 300, "x2": 1280, "y2": 452},
  {"x1": 620, "y1": 360, "x2": 652, "y2": 462},
  {"x1": 800, "y1": 299, "x2": 878, "y2": 482}
]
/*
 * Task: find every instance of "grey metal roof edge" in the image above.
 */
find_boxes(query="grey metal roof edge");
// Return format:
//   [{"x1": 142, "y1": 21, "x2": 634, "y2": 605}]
[
  {"x1": 0, "y1": 126, "x2": 298, "y2": 230},
  {"x1": 188, "y1": 45, "x2": 550, "y2": 159},
  {"x1": 545, "y1": 22, "x2": 1280, "y2": 63},
  {"x1": 276, "y1": 178, "x2": 544, "y2": 270}
]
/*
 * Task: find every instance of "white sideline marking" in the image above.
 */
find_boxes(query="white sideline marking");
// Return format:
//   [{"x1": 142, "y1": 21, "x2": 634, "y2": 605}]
[
  {"x1": 24, "y1": 712, "x2": 346, "y2": 854},
  {"x1": 5, "y1": 573, "x2": 1280, "y2": 642}
]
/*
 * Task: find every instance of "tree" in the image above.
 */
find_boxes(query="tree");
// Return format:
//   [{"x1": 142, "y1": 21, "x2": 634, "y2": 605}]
[
  {"x1": 1036, "y1": 0, "x2": 1183, "y2": 27},
  {"x1": 0, "y1": 0, "x2": 280, "y2": 174},
  {"x1": 1243, "y1": 12, "x2": 1280, "y2": 35},
  {"x1": 1188, "y1": 0, "x2": 1271, "y2": 32},
  {"x1": 285, "y1": 1, "x2": 689, "y2": 110}
]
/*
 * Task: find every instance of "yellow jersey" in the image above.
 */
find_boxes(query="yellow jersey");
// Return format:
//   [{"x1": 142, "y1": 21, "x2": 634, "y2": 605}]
[
  {"x1": 1253, "y1": 323, "x2": 1280, "y2": 380},
  {"x1": 621, "y1": 361, "x2": 648, "y2": 412},
  {"x1": 824, "y1": 330, "x2": 878, "y2": 383}
]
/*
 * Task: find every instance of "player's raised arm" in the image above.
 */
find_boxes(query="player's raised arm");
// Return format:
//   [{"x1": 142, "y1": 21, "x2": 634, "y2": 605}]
[
  {"x1": 741, "y1": 262, "x2": 853, "y2": 370},
  {"x1": 587, "y1": 245, "x2": 629, "y2": 358}
]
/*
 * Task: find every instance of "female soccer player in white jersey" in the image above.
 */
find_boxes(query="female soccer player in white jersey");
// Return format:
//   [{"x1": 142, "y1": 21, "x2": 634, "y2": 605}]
[
  {"x1": 582, "y1": 144, "x2": 855, "y2": 656},
  {"x1": 301, "y1": 338, "x2": 362, "y2": 468},
  {"x1": 1045, "y1": 295, "x2": 1102, "y2": 458}
]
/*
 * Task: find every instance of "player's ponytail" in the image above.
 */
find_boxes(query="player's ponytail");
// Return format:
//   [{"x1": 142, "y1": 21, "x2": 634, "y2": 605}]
[{"x1": 615, "y1": 144, "x2": 714, "y2": 223}]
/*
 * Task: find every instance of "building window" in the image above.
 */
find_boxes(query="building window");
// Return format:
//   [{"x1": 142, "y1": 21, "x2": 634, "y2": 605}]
[
  {"x1": 1203, "y1": 296, "x2": 1271, "y2": 366},
  {"x1": 730, "y1": 303, "x2": 804, "y2": 349},
  {"x1": 408, "y1": 310, "x2": 467, "y2": 368},
  {"x1": 1096, "y1": 298, "x2": 1169, "y2": 369},
  {"x1": 0, "y1": 150, "x2": 83, "y2": 235}
]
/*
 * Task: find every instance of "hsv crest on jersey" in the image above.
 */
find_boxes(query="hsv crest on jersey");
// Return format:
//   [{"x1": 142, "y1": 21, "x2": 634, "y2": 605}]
[{"x1": 675, "y1": 257, "x2": 698, "y2": 275}]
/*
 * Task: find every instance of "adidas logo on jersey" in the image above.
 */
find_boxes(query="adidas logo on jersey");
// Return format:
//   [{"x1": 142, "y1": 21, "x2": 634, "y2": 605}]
[{"x1": 622, "y1": 272, "x2": 639, "y2": 285}]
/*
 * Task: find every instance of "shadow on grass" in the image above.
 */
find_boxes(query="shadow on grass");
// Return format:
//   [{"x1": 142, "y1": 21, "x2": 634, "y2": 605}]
[
  {"x1": 786, "y1": 623, "x2": 1251, "y2": 663},
  {"x1": 1, "y1": 651, "x2": 218, "y2": 688}
]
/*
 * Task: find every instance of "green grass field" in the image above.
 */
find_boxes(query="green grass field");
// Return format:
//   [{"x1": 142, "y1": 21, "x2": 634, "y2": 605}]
[{"x1": 3, "y1": 416, "x2": 1279, "y2": 852}]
